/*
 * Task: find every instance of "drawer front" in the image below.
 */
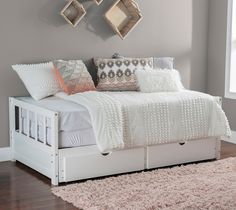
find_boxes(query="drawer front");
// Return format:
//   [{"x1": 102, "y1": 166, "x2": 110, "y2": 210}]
[
  {"x1": 147, "y1": 138, "x2": 218, "y2": 169},
  {"x1": 59, "y1": 147, "x2": 144, "y2": 182}
]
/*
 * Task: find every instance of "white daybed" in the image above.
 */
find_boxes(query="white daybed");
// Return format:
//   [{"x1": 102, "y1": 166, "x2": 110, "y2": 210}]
[{"x1": 9, "y1": 92, "x2": 225, "y2": 186}]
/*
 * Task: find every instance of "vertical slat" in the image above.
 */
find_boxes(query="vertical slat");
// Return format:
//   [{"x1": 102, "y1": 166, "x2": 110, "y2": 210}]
[
  {"x1": 35, "y1": 113, "x2": 38, "y2": 141},
  {"x1": 19, "y1": 107, "x2": 22, "y2": 134},
  {"x1": 51, "y1": 113, "x2": 59, "y2": 186},
  {"x1": 43, "y1": 116, "x2": 46, "y2": 145},
  {"x1": 26, "y1": 110, "x2": 29, "y2": 137},
  {"x1": 29, "y1": 117, "x2": 32, "y2": 138}
]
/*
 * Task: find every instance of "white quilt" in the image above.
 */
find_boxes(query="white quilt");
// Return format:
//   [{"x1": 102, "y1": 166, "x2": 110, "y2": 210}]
[{"x1": 56, "y1": 90, "x2": 231, "y2": 153}]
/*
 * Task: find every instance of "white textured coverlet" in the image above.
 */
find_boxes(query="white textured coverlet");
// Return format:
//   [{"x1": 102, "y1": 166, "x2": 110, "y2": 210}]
[{"x1": 56, "y1": 90, "x2": 231, "y2": 153}]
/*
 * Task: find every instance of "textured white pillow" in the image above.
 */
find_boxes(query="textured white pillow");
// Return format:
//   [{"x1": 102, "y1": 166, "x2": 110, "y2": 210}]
[
  {"x1": 12, "y1": 62, "x2": 61, "y2": 100},
  {"x1": 136, "y1": 69, "x2": 184, "y2": 92}
]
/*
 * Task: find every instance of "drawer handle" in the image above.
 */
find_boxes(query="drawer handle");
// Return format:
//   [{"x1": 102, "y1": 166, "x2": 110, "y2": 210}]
[{"x1": 179, "y1": 142, "x2": 186, "y2": 146}]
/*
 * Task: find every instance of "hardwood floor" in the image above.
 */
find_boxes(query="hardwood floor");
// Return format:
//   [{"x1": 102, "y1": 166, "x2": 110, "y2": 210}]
[{"x1": 0, "y1": 141, "x2": 236, "y2": 210}]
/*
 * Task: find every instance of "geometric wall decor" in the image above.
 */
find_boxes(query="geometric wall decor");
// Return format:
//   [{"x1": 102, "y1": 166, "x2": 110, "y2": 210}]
[
  {"x1": 93, "y1": 0, "x2": 103, "y2": 6},
  {"x1": 60, "y1": 0, "x2": 86, "y2": 27},
  {"x1": 104, "y1": 0, "x2": 142, "y2": 40}
]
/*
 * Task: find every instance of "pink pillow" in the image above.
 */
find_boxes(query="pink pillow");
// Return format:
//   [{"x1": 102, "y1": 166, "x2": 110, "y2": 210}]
[{"x1": 53, "y1": 60, "x2": 95, "y2": 95}]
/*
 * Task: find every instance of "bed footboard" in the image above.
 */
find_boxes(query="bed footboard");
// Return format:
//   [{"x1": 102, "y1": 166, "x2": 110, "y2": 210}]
[{"x1": 9, "y1": 97, "x2": 59, "y2": 185}]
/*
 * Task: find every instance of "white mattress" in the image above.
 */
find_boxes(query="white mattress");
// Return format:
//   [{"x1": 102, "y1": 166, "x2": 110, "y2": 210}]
[{"x1": 19, "y1": 97, "x2": 96, "y2": 148}]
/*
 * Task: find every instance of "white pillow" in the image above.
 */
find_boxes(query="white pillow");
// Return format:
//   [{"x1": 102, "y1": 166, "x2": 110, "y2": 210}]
[
  {"x1": 12, "y1": 62, "x2": 61, "y2": 100},
  {"x1": 135, "y1": 69, "x2": 184, "y2": 93}
]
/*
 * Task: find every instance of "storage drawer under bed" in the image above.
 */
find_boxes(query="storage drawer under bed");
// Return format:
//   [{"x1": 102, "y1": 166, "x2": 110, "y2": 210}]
[
  {"x1": 147, "y1": 138, "x2": 219, "y2": 169},
  {"x1": 59, "y1": 146, "x2": 145, "y2": 183}
]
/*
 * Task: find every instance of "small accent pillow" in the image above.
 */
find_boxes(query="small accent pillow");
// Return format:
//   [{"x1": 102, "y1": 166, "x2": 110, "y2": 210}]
[
  {"x1": 53, "y1": 60, "x2": 96, "y2": 95},
  {"x1": 153, "y1": 57, "x2": 174, "y2": 69},
  {"x1": 12, "y1": 62, "x2": 61, "y2": 100},
  {"x1": 96, "y1": 58, "x2": 153, "y2": 91},
  {"x1": 135, "y1": 69, "x2": 184, "y2": 92}
]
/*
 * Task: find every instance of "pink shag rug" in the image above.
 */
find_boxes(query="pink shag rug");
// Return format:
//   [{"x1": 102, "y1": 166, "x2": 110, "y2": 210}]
[{"x1": 52, "y1": 158, "x2": 236, "y2": 210}]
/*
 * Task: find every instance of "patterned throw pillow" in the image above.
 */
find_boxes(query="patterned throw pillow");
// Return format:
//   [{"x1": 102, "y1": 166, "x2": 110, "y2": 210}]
[
  {"x1": 53, "y1": 60, "x2": 96, "y2": 95},
  {"x1": 96, "y1": 58, "x2": 153, "y2": 91}
]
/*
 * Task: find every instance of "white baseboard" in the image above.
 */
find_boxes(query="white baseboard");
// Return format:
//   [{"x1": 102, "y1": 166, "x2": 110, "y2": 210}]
[
  {"x1": 0, "y1": 147, "x2": 11, "y2": 162},
  {"x1": 224, "y1": 130, "x2": 236, "y2": 144}
]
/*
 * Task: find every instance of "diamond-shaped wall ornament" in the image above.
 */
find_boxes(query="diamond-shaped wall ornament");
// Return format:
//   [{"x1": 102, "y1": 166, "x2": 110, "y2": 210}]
[
  {"x1": 94, "y1": 0, "x2": 103, "y2": 6},
  {"x1": 61, "y1": 0, "x2": 86, "y2": 27},
  {"x1": 104, "y1": 0, "x2": 142, "y2": 40}
]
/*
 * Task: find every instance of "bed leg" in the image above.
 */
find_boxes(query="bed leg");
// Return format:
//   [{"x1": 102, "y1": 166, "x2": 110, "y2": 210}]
[
  {"x1": 9, "y1": 98, "x2": 15, "y2": 162},
  {"x1": 216, "y1": 138, "x2": 221, "y2": 160},
  {"x1": 51, "y1": 153, "x2": 59, "y2": 186},
  {"x1": 51, "y1": 175, "x2": 59, "y2": 186},
  {"x1": 51, "y1": 180, "x2": 59, "y2": 186},
  {"x1": 51, "y1": 113, "x2": 59, "y2": 186}
]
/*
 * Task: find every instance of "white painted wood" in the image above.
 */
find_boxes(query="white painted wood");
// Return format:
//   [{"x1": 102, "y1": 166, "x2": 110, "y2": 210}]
[
  {"x1": 9, "y1": 97, "x2": 15, "y2": 161},
  {"x1": 25, "y1": 110, "x2": 28, "y2": 137},
  {"x1": 0, "y1": 147, "x2": 11, "y2": 162},
  {"x1": 59, "y1": 146, "x2": 144, "y2": 182},
  {"x1": 14, "y1": 132, "x2": 52, "y2": 177},
  {"x1": 19, "y1": 107, "x2": 22, "y2": 134},
  {"x1": 43, "y1": 115, "x2": 46, "y2": 145},
  {"x1": 51, "y1": 113, "x2": 59, "y2": 186},
  {"x1": 11, "y1": 98, "x2": 58, "y2": 118},
  {"x1": 10, "y1": 97, "x2": 223, "y2": 186},
  {"x1": 146, "y1": 138, "x2": 219, "y2": 169},
  {"x1": 10, "y1": 97, "x2": 58, "y2": 185}
]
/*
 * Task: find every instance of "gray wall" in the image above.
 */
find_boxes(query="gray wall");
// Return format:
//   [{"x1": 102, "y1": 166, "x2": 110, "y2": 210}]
[
  {"x1": 0, "y1": 0, "x2": 209, "y2": 147},
  {"x1": 207, "y1": 0, "x2": 236, "y2": 130}
]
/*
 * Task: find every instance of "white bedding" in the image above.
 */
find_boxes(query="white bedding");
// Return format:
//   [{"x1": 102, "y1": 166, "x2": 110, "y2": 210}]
[
  {"x1": 20, "y1": 97, "x2": 96, "y2": 148},
  {"x1": 20, "y1": 97, "x2": 92, "y2": 131},
  {"x1": 56, "y1": 90, "x2": 231, "y2": 153}
]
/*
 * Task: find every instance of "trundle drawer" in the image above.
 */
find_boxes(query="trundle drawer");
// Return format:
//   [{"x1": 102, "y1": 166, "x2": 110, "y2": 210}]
[
  {"x1": 59, "y1": 146, "x2": 144, "y2": 182},
  {"x1": 147, "y1": 138, "x2": 218, "y2": 169}
]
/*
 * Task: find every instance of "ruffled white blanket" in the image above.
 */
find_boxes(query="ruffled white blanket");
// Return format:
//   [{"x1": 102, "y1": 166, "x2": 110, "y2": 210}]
[{"x1": 56, "y1": 91, "x2": 231, "y2": 153}]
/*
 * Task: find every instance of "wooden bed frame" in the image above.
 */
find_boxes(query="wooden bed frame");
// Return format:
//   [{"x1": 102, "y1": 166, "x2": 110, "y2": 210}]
[{"x1": 9, "y1": 97, "x2": 221, "y2": 186}]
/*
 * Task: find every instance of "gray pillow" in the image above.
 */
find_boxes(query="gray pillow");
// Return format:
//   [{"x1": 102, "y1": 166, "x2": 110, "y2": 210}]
[{"x1": 153, "y1": 57, "x2": 174, "y2": 69}]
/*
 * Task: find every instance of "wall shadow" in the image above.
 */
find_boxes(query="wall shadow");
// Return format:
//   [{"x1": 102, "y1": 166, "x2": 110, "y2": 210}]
[{"x1": 83, "y1": 0, "x2": 116, "y2": 41}]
